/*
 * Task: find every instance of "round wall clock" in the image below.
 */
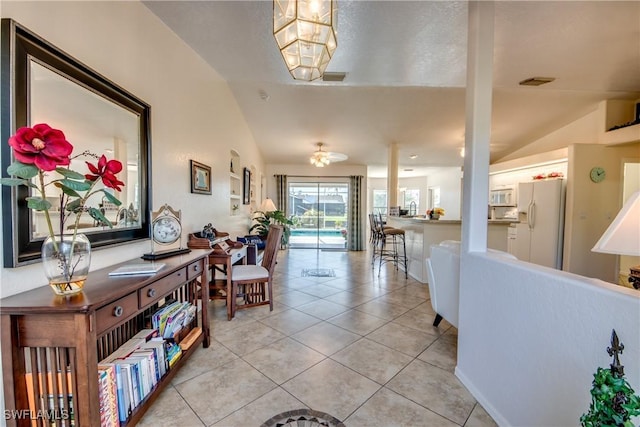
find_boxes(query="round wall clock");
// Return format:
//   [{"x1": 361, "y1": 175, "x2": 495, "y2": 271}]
[{"x1": 589, "y1": 167, "x2": 606, "y2": 183}]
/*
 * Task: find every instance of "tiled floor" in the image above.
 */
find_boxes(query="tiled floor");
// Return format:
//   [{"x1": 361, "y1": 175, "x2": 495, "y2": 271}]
[{"x1": 139, "y1": 249, "x2": 497, "y2": 427}]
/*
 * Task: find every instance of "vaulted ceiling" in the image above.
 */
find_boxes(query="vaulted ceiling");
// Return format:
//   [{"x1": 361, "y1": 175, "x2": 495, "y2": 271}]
[{"x1": 144, "y1": 1, "x2": 640, "y2": 177}]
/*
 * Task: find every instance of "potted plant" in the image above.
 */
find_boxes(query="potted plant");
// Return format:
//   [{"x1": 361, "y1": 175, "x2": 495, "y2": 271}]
[
  {"x1": 581, "y1": 330, "x2": 640, "y2": 427},
  {"x1": 249, "y1": 209, "x2": 293, "y2": 247}
]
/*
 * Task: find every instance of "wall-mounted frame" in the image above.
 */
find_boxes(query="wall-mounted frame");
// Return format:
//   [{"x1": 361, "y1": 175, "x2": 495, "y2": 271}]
[
  {"x1": 1, "y1": 19, "x2": 152, "y2": 267},
  {"x1": 243, "y1": 167, "x2": 251, "y2": 205},
  {"x1": 190, "y1": 160, "x2": 211, "y2": 195}
]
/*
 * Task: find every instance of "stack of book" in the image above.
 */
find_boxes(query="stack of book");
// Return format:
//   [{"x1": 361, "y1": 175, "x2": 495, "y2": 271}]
[
  {"x1": 98, "y1": 329, "x2": 169, "y2": 424},
  {"x1": 152, "y1": 301, "x2": 197, "y2": 339},
  {"x1": 94, "y1": 301, "x2": 199, "y2": 425}
]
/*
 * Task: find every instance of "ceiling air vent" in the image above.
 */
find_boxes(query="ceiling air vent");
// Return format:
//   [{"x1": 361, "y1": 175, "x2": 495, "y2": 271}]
[
  {"x1": 519, "y1": 77, "x2": 555, "y2": 86},
  {"x1": 322, "y1": 72, "x2": 346, "y2": 82}
]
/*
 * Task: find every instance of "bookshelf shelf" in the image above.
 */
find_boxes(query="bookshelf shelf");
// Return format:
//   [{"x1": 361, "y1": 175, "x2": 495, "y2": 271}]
[
  {"x1": 0, "y1": 250, "x2": 211, "y2": 426},
  {"x1": 230, "y1": 150, "x2": 242, "y2": 215}
]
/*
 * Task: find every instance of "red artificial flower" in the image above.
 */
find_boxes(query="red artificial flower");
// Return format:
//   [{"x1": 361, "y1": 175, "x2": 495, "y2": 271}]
[
  {"x1": 85, "y1": 155, "x2": 125, "y2": 191},
  {"x1": 8, "y1": 124, "x2": 73, "y2": 171}
]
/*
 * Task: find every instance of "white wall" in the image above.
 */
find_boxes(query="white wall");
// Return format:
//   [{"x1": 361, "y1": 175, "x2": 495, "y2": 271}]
[
  {"x1": 0, "y1": 1, "x2": 263, "y2": 297},
  {"x1": 367, "y1": 168, "x2": 462, "y2": 219},
  {"x1": 427, "y1": 168, "x2": 463, "y2": 219},
  {"x1": 458, "y1": 253, "x2": 640, "y2": 426},
  {"x1": 564, "y1": 143, "x2": 640, "y2": 282},
  {"x1": 497, "y1": 109, "x2": 600, "y2": 162}
]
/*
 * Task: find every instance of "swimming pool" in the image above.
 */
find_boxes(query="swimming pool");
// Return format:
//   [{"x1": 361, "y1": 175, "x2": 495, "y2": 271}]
[
  {"x1": 289, "y1": 228, "x2": 347, "y2": 249},
  {"x1": 290, "y1": 229, "x2": 343, "y2": 237}
]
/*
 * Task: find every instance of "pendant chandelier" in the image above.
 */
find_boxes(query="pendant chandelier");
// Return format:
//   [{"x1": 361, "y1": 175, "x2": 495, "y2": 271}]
[
  {"x1": 273, "y1": 0, "x2": 338, "y2": 81},
  {"x1": 310, "y1": 142, "x2": 331, "y2": 167}
]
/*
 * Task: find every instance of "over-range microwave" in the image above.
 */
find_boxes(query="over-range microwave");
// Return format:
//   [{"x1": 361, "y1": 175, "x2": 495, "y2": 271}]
[{"x1": 489, "y1": 188, "x2": 516, "y2": 206}]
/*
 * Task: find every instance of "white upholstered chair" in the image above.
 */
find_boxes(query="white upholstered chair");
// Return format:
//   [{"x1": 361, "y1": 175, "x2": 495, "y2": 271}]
[
  {"x1": 426, "y1": 240, "x2": 461, "y2": 328},
  {"x1": 426, "y1": 240, "x2": 516, "y2": 328}
]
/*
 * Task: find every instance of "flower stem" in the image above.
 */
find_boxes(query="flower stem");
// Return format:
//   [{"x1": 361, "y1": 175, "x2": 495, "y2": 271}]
[{"x1": 39, "y1": 171, "x2": 58, "y2": 253}]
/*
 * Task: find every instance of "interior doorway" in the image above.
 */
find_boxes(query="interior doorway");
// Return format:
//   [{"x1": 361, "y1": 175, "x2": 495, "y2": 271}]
[
  {"x1": 287, "y1": 180, "x2": 349, "y2": 250},
  {"x1": 620, "y1": 162, "x2": 640, "y2": 282}
]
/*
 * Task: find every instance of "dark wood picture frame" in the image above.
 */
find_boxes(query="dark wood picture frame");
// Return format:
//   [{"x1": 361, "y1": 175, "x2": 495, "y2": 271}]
[
  {"x1": 243, "y1": 167, "x2": 251, "y2": 205},
  {"x1": 190, "y1": 160, "x2": 211, "y2": 195},
  {"x1": 1, "y1": 19, "x2": 152, "y2": 267}
]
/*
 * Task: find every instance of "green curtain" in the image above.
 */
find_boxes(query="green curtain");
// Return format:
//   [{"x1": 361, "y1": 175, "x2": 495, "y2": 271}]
[
  {"x1": 274, "y1": 174, "x2": 287, "y2": 213},
  {"x1": 348, "y1": 175, "x2": 364, "y2": 250}
]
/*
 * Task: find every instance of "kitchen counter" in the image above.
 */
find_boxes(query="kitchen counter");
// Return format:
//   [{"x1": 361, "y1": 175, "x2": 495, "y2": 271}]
[
  {"x1": 395, "y1": 216, "x2": 518, "y2": 224},
  {"x1": 387, "y1": 216, "x2": 516, "y2": 283}
]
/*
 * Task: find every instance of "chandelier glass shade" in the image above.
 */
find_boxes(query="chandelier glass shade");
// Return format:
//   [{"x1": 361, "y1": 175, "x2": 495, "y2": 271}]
[
  {"x1": 273, "y1": 0, "x2": 338, "y2": 81},
  {"x1": 310, "y1": 142, "x2": 331, "y2": 167}
]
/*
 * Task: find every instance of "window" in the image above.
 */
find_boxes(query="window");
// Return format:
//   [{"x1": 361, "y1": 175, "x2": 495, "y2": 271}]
[
  {"x1": 373, "y1": 190, "x2": 387, "y2": 215},
  {"x1": 403, "y1": 189, "x2": 420, "y2": 211}
]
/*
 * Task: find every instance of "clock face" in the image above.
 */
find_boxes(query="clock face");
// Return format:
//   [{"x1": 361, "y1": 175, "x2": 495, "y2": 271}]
[
  {"x1": 590, "y1": 167, "x2": 606, "y2": 183},
  {"x1": 152, "y1": 216, "x2": 182, "y2": 244}
]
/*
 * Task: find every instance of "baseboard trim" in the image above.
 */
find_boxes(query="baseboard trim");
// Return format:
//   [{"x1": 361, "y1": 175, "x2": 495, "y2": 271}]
[{"x1": 455, "y1": 366, "x2": 509, "y2": 427}]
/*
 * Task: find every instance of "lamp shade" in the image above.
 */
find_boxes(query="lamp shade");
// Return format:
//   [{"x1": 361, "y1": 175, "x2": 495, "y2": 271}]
[
  {"x1": 259, "y1": 198, "x2": 278, "y2": 212},
  {"x1": 592, "y1": 191, "x2": 640, "y2": 256}
]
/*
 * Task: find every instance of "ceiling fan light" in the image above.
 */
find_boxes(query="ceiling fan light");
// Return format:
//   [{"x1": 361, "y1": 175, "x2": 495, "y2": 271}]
[
  {"x1": 310, "y1": 142, "x2": 331, "y2": 167},
  {"x1": 273, "y1": 0, "x2": 337, "y2": 82}
]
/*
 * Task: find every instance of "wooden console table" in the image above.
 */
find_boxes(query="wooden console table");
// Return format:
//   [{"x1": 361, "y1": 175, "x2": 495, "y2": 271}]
[{"x1": 0, "y1": 250, "x2": 210, "y2": 426}]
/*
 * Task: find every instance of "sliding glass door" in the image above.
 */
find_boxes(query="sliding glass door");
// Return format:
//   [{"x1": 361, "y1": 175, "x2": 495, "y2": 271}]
[{"x1": 288, "y1": 181, "x2": 349, "y2": 250}]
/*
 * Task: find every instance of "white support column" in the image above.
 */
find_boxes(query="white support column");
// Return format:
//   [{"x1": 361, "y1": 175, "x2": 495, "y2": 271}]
[
  {"x1": 387, "y1": 142, "x2": 399, "y2": 214},
  {"x1": 461, "y1": 1, "x2": 494, "y2": 254}
]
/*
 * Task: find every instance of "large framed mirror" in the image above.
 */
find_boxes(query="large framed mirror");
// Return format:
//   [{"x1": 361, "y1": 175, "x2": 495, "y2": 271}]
[{"x1": 1, "y1": 19, "x2": 151, "y2": 267}]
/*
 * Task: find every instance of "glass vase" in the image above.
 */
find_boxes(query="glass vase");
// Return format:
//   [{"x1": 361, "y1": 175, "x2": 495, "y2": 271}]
[{"x1": 41, "y1": 234, "x2": 91, "y2": 296}]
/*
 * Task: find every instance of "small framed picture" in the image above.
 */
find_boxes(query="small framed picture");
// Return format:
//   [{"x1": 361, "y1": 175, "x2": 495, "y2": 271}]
[
  {"x1": 190, "y1": 160, "x2": 211, "y2": 195},
  {"x1": 243, "y1": 167, "x2": 251, "y2": 205}
]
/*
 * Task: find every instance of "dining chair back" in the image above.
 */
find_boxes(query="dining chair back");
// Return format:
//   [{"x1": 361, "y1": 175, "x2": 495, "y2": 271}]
[{"x1": 230, "y1": 224, "x2": 284, "y2": 317}]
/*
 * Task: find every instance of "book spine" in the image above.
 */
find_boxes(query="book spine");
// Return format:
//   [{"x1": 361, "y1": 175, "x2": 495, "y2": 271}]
[
  {"x1": 96, "y1": 365, "x2": 118, "y2": 427},
  {"x1": 112, "y1": 364, "x2": 128, "y2": 423}
]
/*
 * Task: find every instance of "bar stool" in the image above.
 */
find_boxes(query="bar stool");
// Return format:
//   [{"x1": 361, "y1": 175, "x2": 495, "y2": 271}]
[
  {"x1": 373, "y1": 213, "x2": 407, "y2": 278},
  {"x1": 370, "y1": 213, "x2": 394, "y2": 265}
]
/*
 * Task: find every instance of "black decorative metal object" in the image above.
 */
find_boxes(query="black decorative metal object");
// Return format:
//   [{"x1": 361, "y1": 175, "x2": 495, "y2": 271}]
[{"x1": 607, "y1": 329, "x2": 625, "y2": 378}]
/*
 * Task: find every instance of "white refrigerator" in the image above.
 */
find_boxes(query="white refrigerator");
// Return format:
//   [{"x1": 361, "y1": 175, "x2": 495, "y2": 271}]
[{"x1": 513, "y1": 179, "x2": 565, "y2": 269}]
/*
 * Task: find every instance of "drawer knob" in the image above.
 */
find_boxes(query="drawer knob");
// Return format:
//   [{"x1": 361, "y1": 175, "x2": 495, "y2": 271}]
[
  {"x1": 113, "y1": 306, "x2": 124, "y2": 317},
  {"x1": 193, "y1": 265, "x2": 200, "y2": 272},
  {"x1": 147, "y1": 288, "x2": 156, "y2": 298}
]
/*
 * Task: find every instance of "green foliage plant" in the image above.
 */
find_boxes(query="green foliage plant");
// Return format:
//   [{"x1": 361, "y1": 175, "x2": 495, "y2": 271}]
[
  {"x1": 249, "y1": 210, "x2": 293, "y2": 246},
  {"x1": 581, "y1": 367, "x2": 640, "y2": 427}
]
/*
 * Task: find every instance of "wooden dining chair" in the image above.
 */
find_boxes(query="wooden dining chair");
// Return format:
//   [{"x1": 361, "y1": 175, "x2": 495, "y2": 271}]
[{"x1": 230, "y1": 224, "x2": 284, "y2": 318}]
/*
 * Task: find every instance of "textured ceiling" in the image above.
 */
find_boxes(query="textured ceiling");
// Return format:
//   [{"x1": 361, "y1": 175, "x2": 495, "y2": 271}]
[{"x1": 144, "y1": 1, "x2": 640, "y2": 177}]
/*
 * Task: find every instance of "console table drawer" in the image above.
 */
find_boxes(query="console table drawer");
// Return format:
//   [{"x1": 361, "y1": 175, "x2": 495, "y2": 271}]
[
  {"x1": 95, "y1": 293, "x2": 138, "y2": 334},
  {"x1": 187, "y1": 259, "x2": 205, "y2": 280},
  {"x1": 229, "y1": 246, "x2": 247, "y2": 265},
  {"x1": 139, "y1": 269, "x2": 186, "y2": 308}
]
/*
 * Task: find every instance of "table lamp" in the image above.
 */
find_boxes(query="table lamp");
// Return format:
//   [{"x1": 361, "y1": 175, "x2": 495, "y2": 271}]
[
  {"x1": 259, "y1": 198, "x2": 277, "y2": 213},
  {"x1": 591, "y1": 191, "x2": 640, "y2": 289}
]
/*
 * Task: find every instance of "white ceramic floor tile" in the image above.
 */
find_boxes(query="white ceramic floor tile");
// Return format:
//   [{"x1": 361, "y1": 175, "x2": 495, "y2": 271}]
[
  {"x1": 331, "y1": 338, "x2": 413, "y2": 384},
  {"x1": 243, "y1": 337, "x2": 326, "y2": 384},
  {"x1": 281, "y1": 358, "x2": 380, "y2": 422},
  {"x1": 345, "y1": 387, "x2": 459, "y2": 427},
  {"x1": 175, "y1": 358, "x2": 277, "y2": 425},
  {"x1": 291, "y1": 321, "x2": 361, "y2": 356}
]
